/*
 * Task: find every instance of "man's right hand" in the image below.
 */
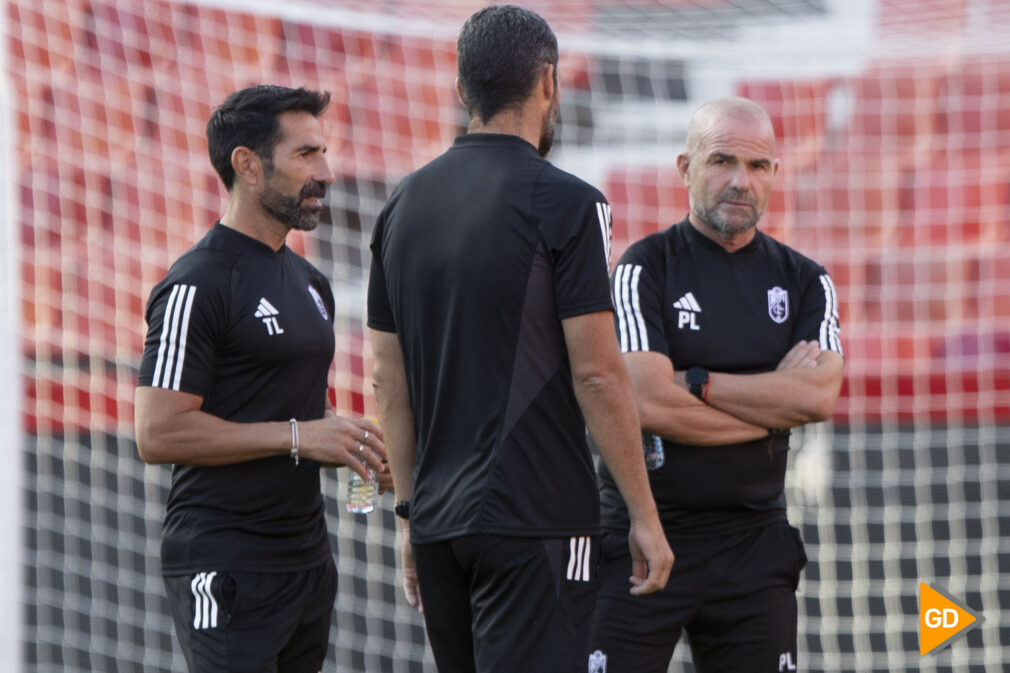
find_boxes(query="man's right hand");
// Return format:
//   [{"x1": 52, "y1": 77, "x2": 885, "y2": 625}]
[
  {"x1": 301, "y1": 415, "x2": 389, "y2": 483},
  {"x1": 400, "y1": 525, "x2": 424, "y2": 613},
  {"x1": 626, "y1": 515, "x2": 674, "y2": 595},
  {"x1": 776, "y1": 340, "x2": 821, "y2": 371}
]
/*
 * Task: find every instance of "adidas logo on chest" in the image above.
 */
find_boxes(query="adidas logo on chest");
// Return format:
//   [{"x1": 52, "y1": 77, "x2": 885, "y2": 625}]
[
  {"x1": 673, "y1": 292, "x2": 701, "y2": 331},
  {"x1": 254, "y1": 298, "x2": 284, "y2": 335}
]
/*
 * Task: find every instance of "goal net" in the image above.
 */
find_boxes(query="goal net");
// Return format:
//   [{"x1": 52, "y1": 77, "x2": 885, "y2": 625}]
[{"x1": 8, "y1": 1, "x2": 1009, "y2": 672}]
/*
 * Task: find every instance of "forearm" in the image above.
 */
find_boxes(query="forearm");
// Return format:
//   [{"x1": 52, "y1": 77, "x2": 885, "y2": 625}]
[
  {"x1": 135, "y1": 390, "x2": 293, "y2": 466},
  {"x1": 639, "y1": 391, "x2": 768, "y2": 446},
  {"x1": 625, "y1": 350, "x2": 766, "y2": 446},
  {"x1": 703, "y1": 352, "x2": 844, "y2": 429},
  {"x1": 370, "y1": 329, "x2": 417, "y2": 508},
  {"x1": 373, "y1": 382, "x2": 416, "y2": 504},
  {"x1": 140, "y1": 411, "x2": 293, "y2": 465},
  {"x1": 135, "y1": 386, "x2": 383, "y2": 470},
  {"x1": 575, "y1": 372, "x2": 658, "y2": 523}
]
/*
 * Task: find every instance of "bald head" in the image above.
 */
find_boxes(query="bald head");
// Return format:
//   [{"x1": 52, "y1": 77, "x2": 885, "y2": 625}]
[
  {"x1": 676, "y1": 96, "x2": 780, "y2": 250},
  {"x1": 685, "y1": 97, "x2": 776, "y2": 157}
]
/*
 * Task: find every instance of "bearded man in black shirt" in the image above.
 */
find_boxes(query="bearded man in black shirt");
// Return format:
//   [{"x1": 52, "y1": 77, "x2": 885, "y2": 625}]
[
  {"x1": 589, "y1": 97, "x2": 844, "y2": 673},
  {"x1": 135, "y1": 85, "x2": 389, "y2": 673}
]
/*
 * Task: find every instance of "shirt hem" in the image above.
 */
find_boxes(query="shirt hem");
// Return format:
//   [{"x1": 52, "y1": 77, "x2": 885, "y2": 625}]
[
  {"x1": 410, "y1": 524, "x2": 602, "y2": 545},
  {"x1": 160, "y1": 550, "x2": 332, "y2": 576}
]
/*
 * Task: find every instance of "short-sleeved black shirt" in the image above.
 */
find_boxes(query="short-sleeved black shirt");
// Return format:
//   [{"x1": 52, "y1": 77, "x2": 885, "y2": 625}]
[
  {"x1": 368, "y1": 133, "x2": 615, "y2": 544},
  {"x1": 599, "y1": 218, "x2": 843, "y2": 538},
  {"x1": 138, "y1": 223, "x2": 336, "y2": 574}
]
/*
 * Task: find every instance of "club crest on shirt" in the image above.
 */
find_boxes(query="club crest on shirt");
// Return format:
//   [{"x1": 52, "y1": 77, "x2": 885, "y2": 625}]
[
  {"x1": 307, "y1": 285, "x2": 329, "y2": 320},
  {"x1": 588, "y1": 649, "x2": 607, "y2": 673},
  {"x1": 768, "y1": 286, "x2": 789, "y2": 324}
]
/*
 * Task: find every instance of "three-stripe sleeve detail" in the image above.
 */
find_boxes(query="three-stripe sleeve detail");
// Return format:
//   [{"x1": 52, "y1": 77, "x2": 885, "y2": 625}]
[
  {"x1": 566, "y1": 536, "x2": 592, "y2": 582},
  {"x1": 595, "y1": 202, "x2": 613, "y2": 271},
  {"x1": 190, "y1": 571, "x2": 219, "y2": 630},
  {"x1": 818, "y1": 274, "x2": 843, "y2": 355},
  {"x1": 151, "y1": 283, "x2": 197, "y2": 391},
  {"x1": 614, "y1": 264, "x2": 649, "y2": 353}
]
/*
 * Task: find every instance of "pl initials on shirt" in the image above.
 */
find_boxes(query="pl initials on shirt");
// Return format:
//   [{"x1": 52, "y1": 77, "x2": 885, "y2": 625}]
[
  {"x1": 673, "y1": 292, "x2": 702, "y2": 331},
  {"x1": 778, "y1": 652, "x2": 796, "y2": 671},
  {"x1": 254, "y1": 297, "x2": 285, "y2": 335}
]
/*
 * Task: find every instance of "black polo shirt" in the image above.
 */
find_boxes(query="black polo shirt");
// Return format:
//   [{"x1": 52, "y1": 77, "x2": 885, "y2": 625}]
[
  {"x1": 138, "y1": 222, "x2": 336, "y2": 574},
  {"x1": 599, "y1": 217, "x2": 843, "y2": 538},
  {"x1": 368, "y1": 133, "x2": 615, "y2": 543}
]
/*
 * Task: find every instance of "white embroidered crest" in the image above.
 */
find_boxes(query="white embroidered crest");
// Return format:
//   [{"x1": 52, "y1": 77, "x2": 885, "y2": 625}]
[
  {"x1": 588, "y1": 649, "x2": 607, "y2": 673},
  {"x1": 768, "y1": 286, "x2": 789, "y2": 324},
  {"x1": 307, "y1": 285, "x2": 329, "y2": 320}
]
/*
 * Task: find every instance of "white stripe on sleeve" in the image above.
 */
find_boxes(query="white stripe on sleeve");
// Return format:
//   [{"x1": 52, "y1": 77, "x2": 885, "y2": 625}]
[
  {"x1": 151, "y1": 284, "x2": 182, "y2": 388},
  {"x1": 818, "y1": 274, "x2": 843, "y2": 355},
  {"x1": 614, "y1": 264, "x2": 650, "y2": 353},
  {"x1": 629, "y1": 265, "x2": 649, "y2": 352},
  {"x1": 595, "y1": 202, "x2": 613, "y2": 270},
  {"x1": 171, "y1": 286, "x2": 197, "y2": 391},
  {"x1": 614, "y1": 265, "x2": 631, "y2": 352},
  {"x1": 152, "y1": 284, "x2": 197, "y2": 391},
  {"x1": 618, "y1": 265, "x2": 640, "y2": 351}
]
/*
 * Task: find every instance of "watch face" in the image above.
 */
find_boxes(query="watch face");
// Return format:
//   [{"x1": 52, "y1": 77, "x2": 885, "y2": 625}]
[{"x1": 686, "y1": 367, "x2": 708, "y2": 384}]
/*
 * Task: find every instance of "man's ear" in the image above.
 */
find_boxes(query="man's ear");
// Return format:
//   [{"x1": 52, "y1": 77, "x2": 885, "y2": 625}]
[
  {"x1": 676, "y1": 153, "x2": 691, "y2": 186},
  {"x1": 231, "y1": 146, "x2": 262, "y2": 186},
  {"x1": 541, "y1": 63, "x2": 555, "y2": 102}
]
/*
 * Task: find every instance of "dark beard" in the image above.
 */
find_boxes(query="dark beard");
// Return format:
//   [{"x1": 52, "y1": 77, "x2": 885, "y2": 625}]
[
  {"x1": 538, "y1": 96, "x2": 559, "y2": 157},
  {"x1": 259, "y1": 180, "x2": 328, "y2": 231}
]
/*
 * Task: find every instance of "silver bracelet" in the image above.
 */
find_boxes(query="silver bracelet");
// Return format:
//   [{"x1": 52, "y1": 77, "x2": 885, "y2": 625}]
[{"x1": 289, "y1": 418, "x2": 299, "y2": 465}]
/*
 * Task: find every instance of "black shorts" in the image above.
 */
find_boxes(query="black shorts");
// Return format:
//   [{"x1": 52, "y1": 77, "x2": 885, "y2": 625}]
[
  {"x1": 413, "y1": 534, "x2": 600, "y2": 673},
  {"x1": 589, "y1": 522, "x2": 807, "y2": 673},
  {"x1": 163, "y1": 559, "x2": 337, "y2": 673}
]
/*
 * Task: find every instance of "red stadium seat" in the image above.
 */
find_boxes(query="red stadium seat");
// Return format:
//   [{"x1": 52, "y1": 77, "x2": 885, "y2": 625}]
[
  {"x1": 934, "y1": 57, "x2": 1010, "y2": 150},
  {"x1": 846, "y1": 64, "x2": 942, "y2": 158}
]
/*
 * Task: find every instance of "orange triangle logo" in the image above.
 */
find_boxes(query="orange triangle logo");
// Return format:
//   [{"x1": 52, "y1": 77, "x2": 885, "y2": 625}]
[{"x1": 919, "y1": 583, "x2": 984, "y2": 655}]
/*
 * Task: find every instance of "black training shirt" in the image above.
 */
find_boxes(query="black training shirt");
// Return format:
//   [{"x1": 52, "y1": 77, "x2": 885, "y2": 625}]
[
  {"x1": 599, "y1": 218, "x2": 843, "y2": 538},
  {"x1": 138, "y1": 223, "x2": 336, "y2": 574},
  {"x1": 368, "y1": 133, "x2": 615, "y2": 543}
]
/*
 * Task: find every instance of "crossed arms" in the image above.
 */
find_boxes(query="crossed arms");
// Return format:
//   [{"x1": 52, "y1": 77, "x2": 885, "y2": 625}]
[{"x1": 628, "y1": 341, "x2": 844, "y2": 447}]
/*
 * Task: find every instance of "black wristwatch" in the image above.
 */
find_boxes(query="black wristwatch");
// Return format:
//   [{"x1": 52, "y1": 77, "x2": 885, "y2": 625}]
[
  {"x1": 685, "y1": 367, "x2": 709, "y2": 401},
  {"x1": 394, "y1": 500, "x2": 410, "y2": 520}
]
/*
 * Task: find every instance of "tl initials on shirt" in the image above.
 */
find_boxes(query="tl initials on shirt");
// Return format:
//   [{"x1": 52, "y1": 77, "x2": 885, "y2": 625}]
[{"x1": 255, "y1": 298, "x2": 284, "y2": 335}]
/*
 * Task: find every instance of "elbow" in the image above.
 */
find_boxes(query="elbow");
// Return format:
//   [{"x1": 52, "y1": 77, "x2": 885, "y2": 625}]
[
  {"x1": 134, "y1": 422, "x2": 170, "y2": 465},
  {"x1": 371, "y1": 365, "x2": 406, "y2": 409},
  {"x1": 572, "y1": 370, "x2": 622, "y2": 401},
  {"x1": 636, "y1": 399, "x2": 667, "y2": 435},
  {"x1": 796, "y1": 392, "x2": 839, "y2": 425}
]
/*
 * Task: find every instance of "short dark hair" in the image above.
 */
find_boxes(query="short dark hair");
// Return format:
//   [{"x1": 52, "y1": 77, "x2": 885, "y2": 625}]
[
  {"x1": 456, "y1": 5, "x2": 558, "y2": 123},
  {"x1": 206, "y1": 85, "x2": 330, "y2": 190}
]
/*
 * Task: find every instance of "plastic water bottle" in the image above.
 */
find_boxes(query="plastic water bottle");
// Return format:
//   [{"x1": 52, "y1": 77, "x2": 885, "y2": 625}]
[
  {"x1": 346, "y1": 418, "x2": 379, "y2": 514},
  {"x1": 346, "y1": 465, "x2": 377, "y2": 514},
  {"x1": 643, "y1": 432, "x2": 665, "y2": 471}
]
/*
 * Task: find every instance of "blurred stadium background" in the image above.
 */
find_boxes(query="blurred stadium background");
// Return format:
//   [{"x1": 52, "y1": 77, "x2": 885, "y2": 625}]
[{"x1": 4, "y1": 0, "x2": 1009, "y2": 671}]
